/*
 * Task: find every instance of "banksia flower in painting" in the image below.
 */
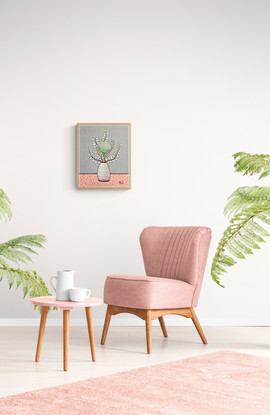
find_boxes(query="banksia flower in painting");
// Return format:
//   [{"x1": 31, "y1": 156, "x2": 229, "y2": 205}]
[{"x1": 88, "y1": 130, "x2": 122, "y2": 182}]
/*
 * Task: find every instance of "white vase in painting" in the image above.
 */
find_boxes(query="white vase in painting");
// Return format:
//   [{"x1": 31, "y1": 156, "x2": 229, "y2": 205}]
[{"x1": 97, "y1": 162, "x2": 111, "y2": 182}]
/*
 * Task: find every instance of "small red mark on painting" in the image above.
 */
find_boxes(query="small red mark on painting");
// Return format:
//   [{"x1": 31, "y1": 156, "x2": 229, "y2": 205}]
[{"x1": 119, "y1": 180, "x2": 124, "y2": 185}]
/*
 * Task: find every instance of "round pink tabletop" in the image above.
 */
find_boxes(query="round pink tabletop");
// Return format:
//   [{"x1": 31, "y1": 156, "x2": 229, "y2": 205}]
[{"x1": 30, "y1": 296, "x2": 103, "y2": 310}]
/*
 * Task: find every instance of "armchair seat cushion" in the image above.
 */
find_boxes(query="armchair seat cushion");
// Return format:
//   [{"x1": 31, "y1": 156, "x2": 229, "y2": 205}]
[{"x1": 104, "y1": 274, "x2": 195, "y2": 310}]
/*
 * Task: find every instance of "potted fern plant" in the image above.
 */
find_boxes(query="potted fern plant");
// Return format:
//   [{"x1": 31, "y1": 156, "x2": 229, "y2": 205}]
[
  {"x1": 0, "y1": 189, "x2": 50, "y2": 299},
  {"x1": 211, "y1": 152, "x2": 270, "y2": 287}
]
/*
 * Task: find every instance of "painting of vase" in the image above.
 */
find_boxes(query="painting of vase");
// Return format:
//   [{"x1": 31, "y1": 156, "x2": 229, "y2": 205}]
[{"x1": 77, "y1": 123, "x2": 131, "y2": 189}]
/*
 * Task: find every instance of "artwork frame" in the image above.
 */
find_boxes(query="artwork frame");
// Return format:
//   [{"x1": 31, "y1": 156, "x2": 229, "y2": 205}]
[{"x1": 77, "y1": 123, "x2": 131, "y2": 189}]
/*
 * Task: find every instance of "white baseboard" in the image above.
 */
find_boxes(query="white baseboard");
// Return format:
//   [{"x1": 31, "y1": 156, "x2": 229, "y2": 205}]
[{"x1": 0, "y1": 317, "x2": 270, "y2": 327}]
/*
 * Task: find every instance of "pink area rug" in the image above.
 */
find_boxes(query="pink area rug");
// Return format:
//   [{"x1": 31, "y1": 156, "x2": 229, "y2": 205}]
[{"x1": 1, "y1": 351, "x2": 270, "y2": 415}]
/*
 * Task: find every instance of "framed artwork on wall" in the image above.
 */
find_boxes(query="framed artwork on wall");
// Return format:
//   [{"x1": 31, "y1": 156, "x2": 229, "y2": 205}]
[{"x1": 77, "y1": 123, "x2": 131, "y2": 189}]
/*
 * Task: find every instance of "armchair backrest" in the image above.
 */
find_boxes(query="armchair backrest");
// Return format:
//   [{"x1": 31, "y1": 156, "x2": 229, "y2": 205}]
[{"x1": 140, "y1": 226, "x2": 212, "y2": 306}]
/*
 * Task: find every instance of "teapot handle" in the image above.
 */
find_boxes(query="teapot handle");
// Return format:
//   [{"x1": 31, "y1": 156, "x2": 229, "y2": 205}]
[{"x1": 50, "y1": 276, "x2": 57, "y2": 293}]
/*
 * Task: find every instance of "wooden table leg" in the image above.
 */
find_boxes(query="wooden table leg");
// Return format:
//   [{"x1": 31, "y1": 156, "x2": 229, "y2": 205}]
[
  {"x1": 35, "y1": 306, "x2": 48, "y2": 362},
  {"x1": 85, "y1": 307, "x2": 96, "y2": 362},
  {"x1": 63, "y1": 310, "x2": 70, "y2": 371}
]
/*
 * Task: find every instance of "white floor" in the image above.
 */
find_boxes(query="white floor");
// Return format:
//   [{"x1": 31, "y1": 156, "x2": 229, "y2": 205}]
[{"x1": 0, "y1": 325, "x2": 270, "y2": 398}]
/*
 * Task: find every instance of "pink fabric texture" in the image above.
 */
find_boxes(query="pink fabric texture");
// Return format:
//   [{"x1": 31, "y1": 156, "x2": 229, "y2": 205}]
[
  {"x1": 104, "y1": 274, "x2": 194, "y2": 309},
  {"x1": 104, "y1": 226, "x2": 211, "y2": 309},
  {"x1": 1, "y1": 351, "x2": 270, "y2": 415}
]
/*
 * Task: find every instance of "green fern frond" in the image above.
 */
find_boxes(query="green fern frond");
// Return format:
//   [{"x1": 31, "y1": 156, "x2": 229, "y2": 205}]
[
  {"x1": 0, "y1": 234, "x2": 49, "y2": 300},
  {"x1": 211, "y1": 203, "x2": 270, "y2": 287},
  {"x1": 0, "y1": 266, "x2": 50, "y2": 298},
  {"x1": 256, "y1": 212, "x2": 270, "y2": 225},
  {"x1": 233, "y1": 152, "x2": 270, "y2": 179},
  {"x1": 0, "y1": 188, "x2": 50, "y2": 303},
  {"x1": 0, "y1": 234, "x2": 46, "y2": 250},
  {"x1": 224, "y1": 186, "x2": 270, "y2": 217},
  {"x1": 0, "y1": 235, "x2": 46, "y2": 266},
  {"x1": 0, "y1": 189, "x2": 12, "y2": 222}
]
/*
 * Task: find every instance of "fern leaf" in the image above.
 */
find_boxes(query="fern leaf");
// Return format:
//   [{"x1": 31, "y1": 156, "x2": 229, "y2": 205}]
[
  {"x1": 0, "y1": 248, "x2": 30, "y2": 264},
  {"x1": 247, "y1": 220, "x2": 270, "y2": 237},
  {"x1": 0, "y1": 266, "x2": 51, "y2": 299},
  {"x1": 243, "y1": 227, "x2": 265, "y2": 243},
  {"x1": 0, "y1": 189, "x2": 51, "y2": 308},
  {"x1": 15, "y1": 245, "x2": 37, "y2": 255},
  {"x1": 0, "y1": 232, "x2": 49, "y2": 300},
  {"x1": 226, "y1": 242, "x2": 245, "y2": 259},
  {"x1": 0, "y1": 256, "x2": 9, "y2": 268},
  {"x1": 224, "y1": 187, "x2": 270, "y2": 218},
  {"x1": 15, "y1": 271, "x2": 22, "y2": 289},
  {"x1": 219, "y1": 254, "x2": 236, "y2": 267},
  {"x1": 3, "y1": 234, "x2": 46, "y2": 248},
  {"x1": 0, "y1": 189, "x2": 12, "y2": 222},
  {"x1": 23, "y1": 281, "x2": 30, "y2": 298},
  {"x1": 6, "y1": 269, "x2": 15, "y2": 288},
  {"x1": 233, "y1": 152, "x2": 270, "y2": 179},
  {"x1": 0, "y1": 268, "x2": 4, "y2": 281},
  {"x1": 211, "y1": 206, "x2": 270, "y2": 286},
  {"x1": 232, "y1": 236, "x2": 253, "y2": 255},
  {"x1": 259, "y1": 169, "x2": 270, "y2": 179},
  {"x1": 257, "y1": 213, "x2": 270, "y2": 225},
  {"x1": 238, "y1": 232, "x2": 261, "y2": 250},
  {"x1": 0, "y1": 235, "x2": 46, "y2": 267}
]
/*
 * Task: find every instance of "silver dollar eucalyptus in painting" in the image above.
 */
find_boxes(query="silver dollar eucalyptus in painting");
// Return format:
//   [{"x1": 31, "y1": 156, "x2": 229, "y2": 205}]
[{"x1": 88, "y1": 130, "x2": 122, "y2": 182}]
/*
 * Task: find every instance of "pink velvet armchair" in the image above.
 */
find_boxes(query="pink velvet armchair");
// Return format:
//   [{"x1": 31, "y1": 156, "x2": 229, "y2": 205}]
[{"x1": 101, "y1": 226, "x2": 212, "y2": 353}]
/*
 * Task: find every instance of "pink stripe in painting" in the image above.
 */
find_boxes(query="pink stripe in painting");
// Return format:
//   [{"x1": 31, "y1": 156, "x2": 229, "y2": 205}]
[{"x1": 79, "y1": 174, "x2": 129, "y2": 188}]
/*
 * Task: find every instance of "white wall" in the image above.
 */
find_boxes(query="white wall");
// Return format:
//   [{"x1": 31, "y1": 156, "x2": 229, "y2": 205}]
[{"x1": 0, "y1": 0, "x2": 270, "y2": 325}]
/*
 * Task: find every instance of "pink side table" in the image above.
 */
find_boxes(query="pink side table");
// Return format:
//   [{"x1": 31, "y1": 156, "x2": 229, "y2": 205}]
[{"x1": 31, "y1": 296, "x2": 103, "y2": 371}]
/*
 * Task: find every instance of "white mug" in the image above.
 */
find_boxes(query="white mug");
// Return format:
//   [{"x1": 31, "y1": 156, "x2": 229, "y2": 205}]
[
  {"x1": 50, "y1": 270, "x2": 75, "y2": 301},
  {"x1": 69, "y1": 288, "x2": 91, "y2": 302}
]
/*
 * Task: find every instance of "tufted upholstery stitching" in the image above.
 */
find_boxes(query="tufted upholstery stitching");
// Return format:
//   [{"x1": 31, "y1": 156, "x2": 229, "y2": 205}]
[
  {"x1": 159, "y1": 227, "x2": 177, "y2": 278},
  {"x1": 140, "y1": 226, "x2": 211, "y2": 288}
]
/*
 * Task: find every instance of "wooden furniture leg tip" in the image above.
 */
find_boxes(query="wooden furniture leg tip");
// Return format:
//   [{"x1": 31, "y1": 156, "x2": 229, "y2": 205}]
[
  {"x1": 146, "y1": 310, "x2": 152, "y2": 354},
  {"x1": 190, "y1": 308, "x2": 207, "y2": 345},
  {"x1": 35, "y1": 306, "x2": 48, "y2": 363},
  {"x1": 101, "y1": 306, "x2": 112, "y2": 346},
  {"x1": 63, "y1": 310, "x2": 70, "y2": 372},
  {"x1": 85, "y1": 307, "x2": 96, "y2": 362},
  {"x1": 158, "y1": 316, "x2": 168, "y2": 338}
]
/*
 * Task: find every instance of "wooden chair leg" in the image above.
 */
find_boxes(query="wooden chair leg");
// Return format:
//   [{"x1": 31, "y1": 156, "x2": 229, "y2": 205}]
[
  {"x1": 158, "y1": 316, "x2": 168, "y2": 337},
  {"x1": 35, "y1": 306, "x2": 48, "y2": 362},
  {"x1": 101, "y1": 305, "x2": 112, "y2": 345},
  {"x1": 85, "y1": 307, "x2": 96, "y2": 362},
  {"x1": 145, "y1": 310, "x2": 152, "y2": 354},
  {"x1": 190, "y1": 308, "x2": 207, "y2": 344},
  {"x1": 63, "y1": 310, "x2": 70, "y2": 371}
]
